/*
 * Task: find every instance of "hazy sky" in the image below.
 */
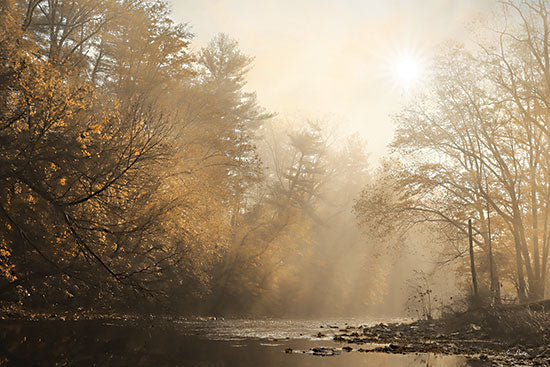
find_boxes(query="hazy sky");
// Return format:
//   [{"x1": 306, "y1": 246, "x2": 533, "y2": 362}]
[{"x1": 169, "y1": 0, "x2": 493, "y2": 162}]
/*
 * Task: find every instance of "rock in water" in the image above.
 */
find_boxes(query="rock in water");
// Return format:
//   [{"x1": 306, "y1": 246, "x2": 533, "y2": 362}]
[{"x1": 311, "y1": 347, "x2": 340, "y2": 356}]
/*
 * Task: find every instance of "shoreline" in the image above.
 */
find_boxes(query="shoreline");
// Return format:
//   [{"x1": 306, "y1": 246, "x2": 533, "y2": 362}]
[
  {"x1": 327, "y1": 314, "x2": 550, "y2": 366},
  {"x1": 2, "y1": 308, "x2": 549, "y2": 365}
]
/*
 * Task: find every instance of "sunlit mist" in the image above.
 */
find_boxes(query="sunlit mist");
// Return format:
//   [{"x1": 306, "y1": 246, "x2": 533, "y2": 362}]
[
  {"x1": 170, "y1": 0, "x2": 493, "y2": 162},
  {"x1": 4, "y1": 0, "x2": 546, "y2": 365},
  {"x1": 392, "y1": 54, "x2": 424, "y2": 89}
]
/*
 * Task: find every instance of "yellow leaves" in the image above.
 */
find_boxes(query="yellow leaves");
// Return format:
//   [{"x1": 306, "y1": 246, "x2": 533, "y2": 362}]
[
  {"x1": 78, "y1": 119, "x2": 104, "y2": 143},
  {"x1": 89, "y1": 123, "x2": 102, "y2": 133},
  {"x1": 12, "y1": 184, "x2": 22, "y2": 196},
  {"x1": 27, "y1": 194, "x2": 37, "y2": 204},
  {"x1": 53, "y1": 231, "x2": 70, "y2": 247},
  {"x1": 1, "y1": 265, "x2": 16, "y2": 282},
  {"x1": 0, "y1": 240, "x2": 16, "y2": 283},
  {"x1": 59, "y1": 177, "x2": 67, "y2": 186},
  {"x1": 80, "y1": 141, "x2": 91, "y2": 157},
  {"x1": 52, "y1": 119, "x2": 66, "y2": 128}
]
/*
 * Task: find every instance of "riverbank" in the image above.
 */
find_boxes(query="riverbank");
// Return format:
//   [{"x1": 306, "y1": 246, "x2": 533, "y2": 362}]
[
  {"x1": 0, "y1": 317, "x2": 488, "y2": 366},
  {"x1": 329, "y1": 305, "x2": 550, "y2": 366},
  {"x1": 1, "y1": 303, "x2": 547, "y2": 366}
]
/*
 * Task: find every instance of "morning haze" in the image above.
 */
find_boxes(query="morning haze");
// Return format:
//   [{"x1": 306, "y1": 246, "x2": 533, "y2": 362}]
[
  {"x1": 1, "y1": 0, "x2": 548, "y2": 365},
  {"x1": 170, "y1": 0, "x2": 492, "y2": 161}
]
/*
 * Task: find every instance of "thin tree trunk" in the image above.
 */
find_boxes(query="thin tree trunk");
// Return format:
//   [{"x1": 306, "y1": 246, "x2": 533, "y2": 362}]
[
  {"x1": 468, "y1": 219, "x2": 479, "y2": 300},
  {"x1": 487, "y1": 200, "x2": 501, "y2": 304},
  {"x1": 513, "y1": 231, "x2": 528, "y2": 303}
]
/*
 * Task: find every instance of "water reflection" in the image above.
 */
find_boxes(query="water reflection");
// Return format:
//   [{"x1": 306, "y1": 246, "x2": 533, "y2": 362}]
[{"x1": 0, "y1": 319, "x2": 490, "y2": 366}]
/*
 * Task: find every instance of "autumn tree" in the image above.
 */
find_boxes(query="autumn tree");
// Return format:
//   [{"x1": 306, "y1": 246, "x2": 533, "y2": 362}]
[
  {"x1": 2, "y1": 0, "x2": 374, "y2": 317},
  {"x1": 0, "y1": 0, "x2": 192, "y2": 310},
  {"x1": 355, "y1": 1, "x2": 550, "y2": 303}
]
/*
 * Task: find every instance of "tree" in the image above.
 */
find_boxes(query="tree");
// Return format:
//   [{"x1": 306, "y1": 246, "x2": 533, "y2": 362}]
[
  {"x1": 0, "y1": 0, "x2": 187, "y2": 309},
  {"x1": 355, "y1": 1, "x2": 550, "y2": 303}
]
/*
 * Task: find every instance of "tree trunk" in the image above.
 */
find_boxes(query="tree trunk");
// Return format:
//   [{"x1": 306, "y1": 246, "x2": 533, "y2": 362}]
[
  {"x1": 468, "y1": 219, "x2": 479, "y2": 299},
  {"x1": 486, "y1": 206, "x2": 501, "y2": 304}
]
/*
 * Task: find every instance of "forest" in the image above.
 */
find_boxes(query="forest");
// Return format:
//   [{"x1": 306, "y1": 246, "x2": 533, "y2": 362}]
[
  {"x1": 356, "y1": 0, "x2": 550, "y2": 310},
  {"x1": 5, "y1": 0, "x2": 550, "y2": 366},
  {"x1": 3, "y1": 0, "x2": 550, "y2": 318},
  {"x1": 3, "y1": 0, "x2": 550, "y2": 308},
  {"x1": 0, "y1": 0, "x2": 377, "y2": 318}
]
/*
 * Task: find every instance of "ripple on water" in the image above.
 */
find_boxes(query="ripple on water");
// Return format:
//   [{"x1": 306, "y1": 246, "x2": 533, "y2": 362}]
[
  {"x1": 176, "y1": 317, "x2": 409, "y2": 341},
  {"x1": 0, "y1": 318, "x2": 492, "y2": 367}
]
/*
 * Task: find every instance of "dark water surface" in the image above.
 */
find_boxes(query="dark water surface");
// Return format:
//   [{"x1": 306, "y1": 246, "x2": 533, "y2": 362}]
[{"x1": 0, "y1": 318, "x2": 491, "y2": 366}]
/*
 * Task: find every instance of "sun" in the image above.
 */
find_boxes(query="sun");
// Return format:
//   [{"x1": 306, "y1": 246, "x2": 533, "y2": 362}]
[
  {"x1": 372, "y1": 38, "x2": 430, "y2": 93},
  {"x1": 392, "y1": 56, "x2": 423, "y2": 89}
]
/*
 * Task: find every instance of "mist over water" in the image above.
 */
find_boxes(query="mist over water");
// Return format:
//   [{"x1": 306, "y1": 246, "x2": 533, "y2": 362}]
[
  {"x1": 3, "y1": 0, "x2": 550, "y2": 365},
  {"x1": 0, "y1": 318, "x2": 489, "y2": 366}
]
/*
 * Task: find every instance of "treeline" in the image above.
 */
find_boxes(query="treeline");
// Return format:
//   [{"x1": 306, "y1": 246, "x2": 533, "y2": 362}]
[
  {"x1": 0, "y1": 0, "x2": 371, "y2": 316},
  {"x1": 355, "y1": 0, "x2": 550, "y2": 305}
]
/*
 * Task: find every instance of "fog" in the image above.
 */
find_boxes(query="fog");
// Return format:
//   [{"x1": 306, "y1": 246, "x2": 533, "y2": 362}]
[
  {"x1": 3, "y1": 0, "x2": 550, "y2": 326},
  {"x1": 161, "y1": 0, "x2": 494, "y2": 317},
  {"x1": 170, "y1": 0, "x2": 493, "y2": 162}
]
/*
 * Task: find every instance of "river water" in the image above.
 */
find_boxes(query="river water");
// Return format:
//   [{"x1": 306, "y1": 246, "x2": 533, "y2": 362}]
[{"x1": 0, "y1": 318, "x2": 490, "y2": 366}]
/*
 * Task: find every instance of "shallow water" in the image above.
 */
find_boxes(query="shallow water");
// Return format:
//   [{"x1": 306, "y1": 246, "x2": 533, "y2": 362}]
[{"x1": 0, "y1": 318, "x2": 491, "y2": 366}]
